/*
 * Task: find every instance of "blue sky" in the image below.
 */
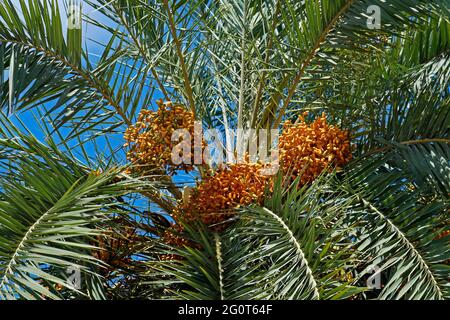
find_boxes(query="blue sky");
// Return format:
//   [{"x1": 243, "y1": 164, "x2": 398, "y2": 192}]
[
  {"x1": 8, "y1": 1, "x2": 198, "y2": 191},
  {"x1": 11, "y1": 1, "x2": 130, "y2": 166}
]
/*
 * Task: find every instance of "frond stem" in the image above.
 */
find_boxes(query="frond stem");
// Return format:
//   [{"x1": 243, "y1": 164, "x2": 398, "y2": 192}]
[
  {"x1": 272, "y1": 0, "x2": 355, "y2": 128},
  {"x1": 250, "y1": 0, "x2": 281, "y2": 128},
  {"x1": 262, "y1": 207, "x2": 320, "y2": 299},
  {"x1": 111, "y1": 3, "x2": 170, "y2": 101},
  {"x1": 2, "y1": 38, "x2": 131, "y2": 125},
  {"x1": 0, "y1": 204, "x2": 53, "y2": 290},
  {"x1": 358, "y1": 196, "x2": 444, "y2": 299},
  {"x1": 214, "y1": 233, "x2": 225, "y2": 300},
  {"x1": 162, "y1": 0, "x2": 196, "y2": 115}
]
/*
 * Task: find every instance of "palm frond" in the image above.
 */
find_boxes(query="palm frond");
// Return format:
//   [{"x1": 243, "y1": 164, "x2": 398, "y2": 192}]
[
  {"x1": 339, "y1": 156, "x2": 449, "y2": 299},
  {"x1": 149, "y1": 174, "x2": 366, "y2": 300},
  {"x1": 0, "y1": 113, "x2": 156, "y2": 300}
]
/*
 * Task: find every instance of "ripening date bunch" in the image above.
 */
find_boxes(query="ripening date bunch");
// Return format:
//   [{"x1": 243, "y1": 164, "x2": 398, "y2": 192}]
[
  {"x1": 160, "y1": 223, "x2": 192, "y2": 261},
  {"x1": 159, "y1": 162, "x2": 271, "y2": 259},
  {"x1": 172, "y1": 113, "x2": 352, "y2": 229},
  {"x1": 91, "y1": 217, "x2": 138, "y2": 274},
  {"x1": 185, "y1": 162, "x2": 272, "y2": 229},
  {"x1": 124, "y1": 102, "x2": 352, "y2": 233},
  {"x1": 123, "y1": 99, "x2": 203, "y2": 174},
  {"x1": 160, "y1": 162, "x2": 272, "y2": 253},
  {"x1": 279, "y1": 112, "x2": 352, "y2": 185}
]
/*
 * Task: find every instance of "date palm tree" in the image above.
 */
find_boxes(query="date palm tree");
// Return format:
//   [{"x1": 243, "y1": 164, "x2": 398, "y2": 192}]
[{"x1": 0, "y1": 0, "x2": 448, "y2": 300}]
